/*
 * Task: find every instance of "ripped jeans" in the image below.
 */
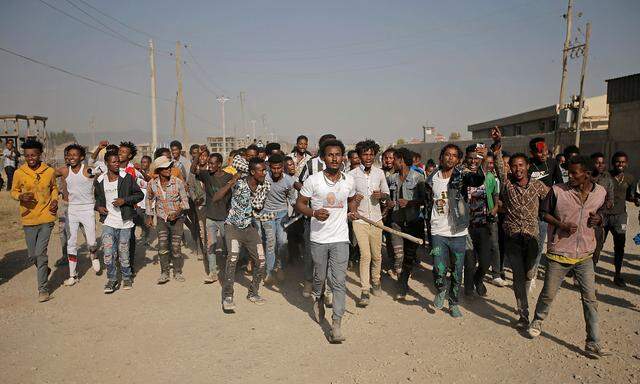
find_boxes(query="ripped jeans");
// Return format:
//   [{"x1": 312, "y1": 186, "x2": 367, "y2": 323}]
[
  {"x1": 222, "y1": 223, "x2": 265, "y2": 298},
  {"x1": 157, "y1": 217, "x2": 184, "y2": 275},
  {"x1": 102, "y1": 225, "x2": 132, "y2": 282},
  {"x1": 431, "y1": 234, "x2": 467, "y2": 305}
]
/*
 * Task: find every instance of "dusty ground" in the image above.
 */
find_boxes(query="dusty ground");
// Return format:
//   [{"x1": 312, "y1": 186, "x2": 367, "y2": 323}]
[{"x1": 0, "y1": 190, "x2": 639, "y2": 384}]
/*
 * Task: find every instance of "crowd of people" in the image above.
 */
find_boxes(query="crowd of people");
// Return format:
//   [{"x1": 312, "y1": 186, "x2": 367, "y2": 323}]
[{"x1": 5, "y1": 126, "x2": 638, "y2": 349}]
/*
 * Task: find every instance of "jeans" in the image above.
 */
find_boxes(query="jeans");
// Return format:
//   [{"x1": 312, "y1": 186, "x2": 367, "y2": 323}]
[
  {"x1": 505, "y1": 234, "x2": 539, "y2": 319},
  {"x1": 157, "y1": 217, "x2": 185, "y2": 275},
  {"x1": 352, "y1": 220, "x2": 383, "y2": 292},
  {"x1": 604, "y1": 213, "x2": 627, "y2": 276},
  {"x1": 488, "y1": 221, "x2": 502, "y2": 278},
  {"x1": 531, "y1": 220, "x2": 548, "y2": 277},
  {"x1": 431, "y1": 234, "x2": 467, "y2": 305},
  {"x1": 395, "y1": 220, "x2": 424, "y2": 289},
  {"x1": 261, "y1": 210, "x2": 289, "y2": 275},
  {"x1": 310, "y1": 241, "x2": 349, "y2": 321},
  {"x1": 303, "y1": 219, "x2": 314, "y2": 282},
  {"x1": 5, "y1": 166, "x2": 15, "y2": 191},
  {"x1": 23, "y1": 222, "x2": 54, "y2": 293},
  {"x1": 222, "y1": 223, "x2": 265, "y2": 298},
  {"x1": 102, "y1": 225, "x2": 133, "y2": 282},
  {"x1": 465, "y1": 225, "x2": 492, "y2": 290},
  {"x1": 533, "y1": 258, "x2": 600, "y2": 344},
  {"x1": 205, "y1": 219, "x2": 225, "y2": 274}
]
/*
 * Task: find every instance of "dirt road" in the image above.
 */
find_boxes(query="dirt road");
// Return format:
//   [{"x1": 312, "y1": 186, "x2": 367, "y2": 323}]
[{"x1": 0, "y1": 191, "x2": 639, "y2": 384}]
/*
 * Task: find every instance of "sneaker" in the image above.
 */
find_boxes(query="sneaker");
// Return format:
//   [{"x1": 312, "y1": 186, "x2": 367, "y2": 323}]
[
  {"x1": 203, "y1": 272, "x2": 218, "y2": 284},
  {"x1": 528, "y1": 319, "x2": 542, "y2": 337},
  {"x1": 450, "y1": 305, "x2": 463, "y2": 318},
  {"x1": 38, "y1": 291, "x2": 51, "y2": 302},
  {"x1": 324, "y1": 291, "x2": 333, "y2": 308},
  {"x1": 312, "y1": 297, "x2": 325, "y2": 323},
  {"x1": 330, "y1": 319, "x2": 346, "y2": 343},
  {"x1": 358, "y1": 292, "x2": 370, "y2": 307},
  {"x1": 91, "y1": 258, "x2": 101, "y2": 273},
  {"x1": 526, "y1": 279, "x2": 536, "y2": 294},
  {"x1": 584, "y1": 342, "x2": 611, "y2": 358},
  {"x1": 434, "y1": 291, "x2": 446, "y2": 310},
  {"x1": 516, "y1": 316, "x2": 530, "y2": 330},
  {"x1": 222, "y1": 296, "x2": 236, "y2": 312},
  {"x1": 103, "y1": 280, "x2": 118, "y2": 294},
  {"x1": 157, "y1": 272, "x2": 170, "y2": 285},
  {"x1": 302, "y1": 281, "x2": 313, "y2": 298},
  {"x1": 491, "y1": 277, "x2": 507, "y2": 287},
  {"x1": 371, "y1": 283, "x2": 382, "y2": 297},
  {"x1": 247, "y1": 294, "x2": 266, "y2": 305},
  {"x1": 174, "y1": 272, "x2": 186, "y2": 282},
  {"x1": 275, "y1": 268, "x2": 285, "y2": 282},
  {"x1": 122, "y1": 280, "x2": 133, "y2": 290},
  {"x1": 63, "y1": 277, "x2": 79, "y2": 286},
  {"x1": 613, "y1": 276, "x2": 626, "y2": 288}
]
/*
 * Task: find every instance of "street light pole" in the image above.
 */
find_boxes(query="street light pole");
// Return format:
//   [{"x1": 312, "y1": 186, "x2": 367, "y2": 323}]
[{"x1": 217, "y1": 95, "x2": 230, "y2": 157}]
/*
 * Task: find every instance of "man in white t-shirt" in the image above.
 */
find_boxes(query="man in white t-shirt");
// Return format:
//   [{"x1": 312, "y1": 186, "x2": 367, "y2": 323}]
[{"x1": 296, "y1": 139, "x2": 357, "y2": 343}]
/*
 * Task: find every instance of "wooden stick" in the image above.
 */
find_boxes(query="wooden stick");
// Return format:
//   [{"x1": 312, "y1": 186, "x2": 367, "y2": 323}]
[{"x1": 355, "y1": 214, "x2": 424, "y2": 245}]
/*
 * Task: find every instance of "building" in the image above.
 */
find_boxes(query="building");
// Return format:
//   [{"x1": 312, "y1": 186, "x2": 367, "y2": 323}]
[
  {"x1": 606, "y1": 73, "x2": 640, "y2": 175},
  {"x1": 467, "y1": 95, "x2": 608, "y2": 140},
  {"x1": 206, "y1": 136, "x2": 253, "y2": 155}
]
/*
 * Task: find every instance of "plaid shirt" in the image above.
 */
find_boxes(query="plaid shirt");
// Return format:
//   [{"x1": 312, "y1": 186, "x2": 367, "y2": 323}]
[
  {"x1": 146, "y1": 175, "x2": 190, "y2": 220},
  {"x1": 226, "y1": 178, "x2": 272, "y2": 228}
]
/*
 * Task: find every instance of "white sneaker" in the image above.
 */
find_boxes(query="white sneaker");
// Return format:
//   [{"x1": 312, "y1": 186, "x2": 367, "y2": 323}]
[
  {"x1": 64, "y1": 277, "x2": 78, "y2": 286},
  {"x1": 92, "y1": 259, "x2": 101, "y2": 273},
  {"x1": 526, "y1": 279, "x2": 536, "y2": 294},
  {"x1": 491, "y1": 277, "x2": 506, "y2": 287}
]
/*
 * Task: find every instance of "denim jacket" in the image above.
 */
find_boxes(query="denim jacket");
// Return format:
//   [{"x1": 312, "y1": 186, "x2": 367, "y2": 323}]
[
  {"x1": 388, "y1": 168, "x2": 426, "y2": 224},
  {"x1": 426, "y1": 166, "x2": 470, "y2": 234}
]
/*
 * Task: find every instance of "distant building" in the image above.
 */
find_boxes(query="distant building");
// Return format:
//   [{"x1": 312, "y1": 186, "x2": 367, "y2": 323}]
[
  {"x1": 137, "y1": 143, "x2": 153, "y2": 159},
  {"x1": 467, "y1": 95, "x2": 608, "y2": 140},
  {"x1": 207, "y1": 136, "x2": 252, "y2": 155},
  {"x1": 606, "y1": 73, "x2": 640, "y2": 175}
]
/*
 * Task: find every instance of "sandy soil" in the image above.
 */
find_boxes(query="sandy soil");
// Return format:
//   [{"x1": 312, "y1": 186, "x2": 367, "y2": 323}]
[{"x1": 0, "y1": 190, "x2": 639, "y2": 384}]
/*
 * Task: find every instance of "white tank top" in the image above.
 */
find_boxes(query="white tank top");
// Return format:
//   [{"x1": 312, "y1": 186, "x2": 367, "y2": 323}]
[{"x1": 66, "y1": 164, "x2": 95, "y2": 205}]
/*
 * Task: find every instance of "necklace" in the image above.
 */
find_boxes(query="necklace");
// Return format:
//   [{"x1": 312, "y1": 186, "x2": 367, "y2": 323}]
[{"x1": 322, "y1": 171, "x2": 341, "y2": 187}]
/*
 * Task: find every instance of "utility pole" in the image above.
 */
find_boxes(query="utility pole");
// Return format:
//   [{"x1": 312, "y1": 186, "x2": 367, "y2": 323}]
[
  {"x1": 90, "y1": 116, "x2": 96, "y2": 148},
  {"x1": 149, "y1": 39, "x2": 158, "y2": 150},
  {"x1": 175, "y1": 41, "x2": 187, "y2": 144},
  {"x1": 554, "y1": 0, "x2": 573, "y2": 153},
  {"x1": 217, "y1": 95, "x2": 230, "y2": 156},
  {"x1": 239, "y1": 91, "x2": 246, "y2": 138},
  {"x1": 261, "y1": 114, "x2": 267, "y2": 142},
  {"x1": 172, "y1": 91, "x2": 178, "y2": 138},
  {"x1": 574, "y1": 22, "x2": 591, "y2": 147},
  {"x1": 249, "y1": 119, "x2": 257, "y2": 142}
]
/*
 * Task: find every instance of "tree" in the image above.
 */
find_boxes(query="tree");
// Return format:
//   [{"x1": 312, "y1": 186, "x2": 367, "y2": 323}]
[
  {"x1": 449, "y1": 132, "x2": 461, "y2": 140},
  {"x1": 48, "y1": 130, "x2": 77, "y2": 146},
  {"x1": 396, "y1": 138, "x2": 406, "y2": 145}
]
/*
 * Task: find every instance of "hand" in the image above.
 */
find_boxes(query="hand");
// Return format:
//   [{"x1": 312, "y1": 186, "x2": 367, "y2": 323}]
[
  {"x1": 19, "y1": 192, "x2": 36, "y2": 205},
  {"x1": 347, "y1": 211, "x2": 358, "y2": 221},
  {"x1": 313, "y1": 208, "x2": 330, "y2": 221},
  {"x1": 97, "y1": 140, "x2": 109, "y2": 150},
  {"x1": 587, "y1": 212, "x2": 602, "y2": 227},
  {"x1": 398, "y1": 198, "x2": 409, "y2": 208},
  {"x1": 476, "y1": 146, "x2": 488, "y2": 159},
  {"x1": 231, "y1": 172, "x2": 242, "y2": 182},
  {"x1": 371, "y1": 190, "x2": 382, "y2": 200},
  {"x1": 559, "y1": 221, "x2": 578, "y2": 234},
  {"x1": 49, "y1": 200, "x2": 58, "y2": 214},
  {"x1": 491, "y1": 126, "x2": 502, "y2": 143},
  {"x1": 133, "y1": 162, "x2": 141, "y2": 171},
  {"x1": 145, "y1": 216, "x2": 154, "y2": 228},
  {"x1": 112, "y1": 198, "x2": 125, "y2": 207},
  {"x1": 354, "y1": 193, "x2": 364, "y2": 204},
  {"x1": 167, "y1": 212, "x2": 177, "y2": 221},
  {"x1": 98, "y1": 206, "x2": 109, "y2": 215},
  {"x1": 385, "y1": 200, "x2": 396, "y2": 208}
]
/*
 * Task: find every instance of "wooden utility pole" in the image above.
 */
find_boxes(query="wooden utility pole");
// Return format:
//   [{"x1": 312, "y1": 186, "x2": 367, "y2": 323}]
[
  {"x1": 554, "y1": 0, "x2": 573, "y2": 152},
  {"x1": 574, "y1": 22, "x2": 591, "y2": 147},
  {"x1": 149, "y1": 39, "x2": 158, "y2": 150},
  {"x1": 217, "y1": 95, "x2": 230, "y2": 156},
  {"x1": 175, "y1": 41, "x2": 187, "y2": 144},
  {"x1": 90, "y1": 116, "x2": 96, "y2": 148},
  {"x1": 239, "y1": 91, "x2": 246, "y2": 138},
  {"x1": 172, "y1": 91, "x2": 178, "y2": 138}
]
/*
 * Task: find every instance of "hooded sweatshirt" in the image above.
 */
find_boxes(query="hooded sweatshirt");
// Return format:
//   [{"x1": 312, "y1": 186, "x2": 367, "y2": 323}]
[{"x1": 10, "y1": 162, "x2": 58, "y2": 226}]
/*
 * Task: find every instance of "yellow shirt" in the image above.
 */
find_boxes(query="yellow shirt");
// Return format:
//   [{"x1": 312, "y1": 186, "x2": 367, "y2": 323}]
[
  {"x1": 10, "y1": 163, "x2": 59, "y2": 226},
  {"x1": 223, "y1": 165, "x2": 237, "y2": 175},
  {"x1": 546, "y1": 253, "x2": 592, "y2": 265}
]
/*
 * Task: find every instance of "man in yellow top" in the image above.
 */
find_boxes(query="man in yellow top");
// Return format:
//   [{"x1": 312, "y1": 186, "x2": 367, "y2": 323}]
[{"x1": 10, "y1": 139, "x2": 58, "y2": 302}]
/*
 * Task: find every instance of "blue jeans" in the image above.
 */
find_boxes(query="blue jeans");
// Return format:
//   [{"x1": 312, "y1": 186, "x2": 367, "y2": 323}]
[
  {"x1": 532, "y1": 220, "x2": 548, "y2": 276},
  {"x1": 205, "y1": 219, "x2": 226, "y2": 274},
  {"x1": 102, "y1": 226, "x2": 132, "y2": 282},
  {"x1": 261, "y1": 210, "x2": 288, "y2": 275},
  {"x1": 431, "y1": 234, "x2": 467, "y2": 305}
]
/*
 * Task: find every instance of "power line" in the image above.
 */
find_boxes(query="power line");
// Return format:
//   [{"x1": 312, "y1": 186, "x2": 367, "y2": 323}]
[
  {"x1": 183, "y1": 61, "x2": 221, "y2": 97},
  {"x1": 184, "y1": 45, "x2": 228, "y2": 93}
]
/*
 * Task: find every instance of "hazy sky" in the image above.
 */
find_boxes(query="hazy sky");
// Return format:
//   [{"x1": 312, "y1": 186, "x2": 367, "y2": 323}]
[{"x1": 1, "y1": 0, "x2": 639, "y2": 146}]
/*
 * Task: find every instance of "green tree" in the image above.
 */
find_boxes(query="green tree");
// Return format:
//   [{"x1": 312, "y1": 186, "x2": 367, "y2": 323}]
[
  {"x1": 449, "y1": 132, "x2": 461, "y2": 140},
  {"x1": 396, "y1": 138, "x2": 406, "y2": 145},
  {"x1": 48, "y1": 130, "x2": 77, "y2": 146}
]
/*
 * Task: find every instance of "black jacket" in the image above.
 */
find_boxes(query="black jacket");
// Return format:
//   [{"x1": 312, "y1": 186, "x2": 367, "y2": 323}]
[{"x1": 94, "y1": 173, "x2": 144, "y2": 223}]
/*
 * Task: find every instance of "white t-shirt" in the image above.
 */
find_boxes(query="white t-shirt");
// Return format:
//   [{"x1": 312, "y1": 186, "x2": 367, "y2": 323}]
[
  {"x1": 431, "y1": 171, "x2": 468, "y2": 237},
  {"x1": 300, "y1": 171, "x2": 356, "y2": 244},
  {"x1": 102, "y1": 178, "x2": 134, "y2": 229}
]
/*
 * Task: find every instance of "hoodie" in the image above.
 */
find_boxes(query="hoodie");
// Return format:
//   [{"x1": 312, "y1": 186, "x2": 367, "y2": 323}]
[{"x1": 10, "y1": 162, "x2": 58, "y2": 226}]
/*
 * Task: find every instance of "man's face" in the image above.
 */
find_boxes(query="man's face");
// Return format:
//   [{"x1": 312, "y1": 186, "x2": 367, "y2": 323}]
[
  {"x1": 258, "y1": 151, "x2": 267, "y2": 161},
  {"x1": 593, "y1": 156, "x2": 606, "y2": 174},
  {"x1": 531, "y1": 141, "x2": 548, "y2": 162},
  {"x1": 67, "y1": 148, "x2": 84, "y2": 167},
  {"x1": 141, "y1": 157, "x2": 151, "y2": 171},
  {"x1": 360, "y1": 149, "x2": 375, "y2": 169},
  {"x1": 245, "y1": 149, "x2": 258, "y2": 160},
  {"x1": 208, "y1": 156, "x2": 221, "y2": 173},
  {"x1": 6, "y1": 140, "x2": 13, "y2": 149},
  {"x1": 509, "y1": 157, "x2": 529, "y2": 181},
  {"x1": 465, "y1": 151, "x2": 481, "y2": 172},
  {"x1": 296, "y1": 138, "x2": 308, "y2": 153},
  {"x1": 251, "y1": 162, "x2": 267, "y2": 183},
  {"x1": 322, "y1": 145, "x2": 344, "y2": 172},
  {"x1": 24, "y1": 148, "x2": 41, "y2": 168},
  {"x1": 159, "y1": 166, "x2": 172, "y2": 178},
  {"x1": 198, "y1": 151, "x2": 208, "y2": 166},
  {"x1": 106, "y1": 155, "x2": 119, "y2": 173},
  {"x1": 349, "y1": 153, "x2": 360, "y2": 169},
  {"x1": 118, "y1": 146, "x2": 131, "y2": 163},
  {"x1": 270, "y1": 162, "x2": 284, "y2": 179},
  {"x1": 440, "y1": 147, "x2": 459, "y2": 170},
  {"x1": 190, "y1": 147, "x2": 200, "y2": 159},
  {"x1": 285, "y1": 159, "x2": 296, "y2": 175},
  {"x1": 485, "y1": 156, "x2": 495, "y2": 172},
  {"x1": 383, "y1": 151, "x2": 395, "y2": 170},
  {"x1": 170, "y1": 146, "x2": 181, "y2": 160},
  {"x1": 568, "y1": 163, "x2": 589, "y2": 187},
  {"x1": 557, "y1": 155, "x2": 566, "y2": 165},
  {"x1": 613, "y1": 156, "x2": 627, "y2": 173}
]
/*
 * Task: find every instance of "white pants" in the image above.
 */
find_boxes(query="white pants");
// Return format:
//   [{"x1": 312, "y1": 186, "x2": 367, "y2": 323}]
[{"x1": 67, "y1": 204, "x2": 97, "y2": 255}]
